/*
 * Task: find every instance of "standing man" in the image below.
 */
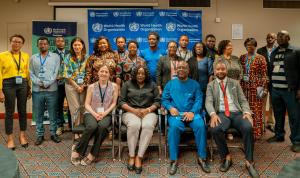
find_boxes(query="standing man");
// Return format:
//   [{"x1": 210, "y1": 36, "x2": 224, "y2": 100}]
[
  {"x1": 162, "y1": 61, "x2": 210, "y2": 175},
  {"x1": 206, "y1": 60, "x2": 259, "y2": 178},
  {"x1": 115, "y1": 36, "x2": 128, "y2": 61},
  {"x1": 53, "y1": 36, "x2": 71, "y2": 135},
  {"x1": 267, "y1": 30, "x2": 300, "y2": 153},
  {"x1": 176, "y1": 34, "x2": 193, "y2": 61},
  {"x1": 257, "y1": 33, "x2": 277, "y2": 132},
  {"x1": 205, "y1": 34, "x2": 218, "y2": 61},
  {"x1": 140, "y1": 32, "x2": 166, "y2": 82},
  {"x1": 30, "y1": 36, "x2": 61, "y2": 145}
]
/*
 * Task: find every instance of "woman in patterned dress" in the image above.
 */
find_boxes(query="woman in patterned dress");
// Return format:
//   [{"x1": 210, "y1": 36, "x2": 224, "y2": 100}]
[
  {"x1": 84, "y1": 36, "x2": 118, "y2": 85},
  {"x1": 214, "y1": 40, "x2": 243, "y2": 80},
  {"x1": 116, "y1": 40, "x2": 145, "y2": 84},
  {"x1": 240, "y1": 38, "x2": 268, "y2": 140}
]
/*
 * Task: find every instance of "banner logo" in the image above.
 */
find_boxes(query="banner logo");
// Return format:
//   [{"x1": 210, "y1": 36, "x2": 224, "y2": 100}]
[
  {"x1": 166, "y1": 22, "x2": 176, "y2": 32},
  {"x1": 136, "y1": 11, "x2": 143, "y2": 17},
  {"x1": 159, "y1": 11, "x2": 166, "y2": 16},
  {"x1": 113, "y1": 11, "x2": 119, "y2": 17},
  {"x1": 90, "y1": 11, "x2": 96, "y2": 17},
  {"x1": 43, "y1": 27, "x2": 52, "y2": 34},
  {"x1": 182, "y1": 12, "x2": 188, "y2": 17},
  {"x1": 92, "y1": 23, "x2": 103, "y2": 32},
  {"x1": 129, "y1": 22, "x2": 139, "y2": 31}
]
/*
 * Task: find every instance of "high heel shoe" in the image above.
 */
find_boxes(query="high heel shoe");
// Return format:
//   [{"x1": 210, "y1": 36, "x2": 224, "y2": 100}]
[
  {"x1": 19, "y1": 131, "x2": 29, "y2": 148},
  {"x1": 7, "y1": 134, "x2": 16, "y2": 151},
  {"x1": 135, "y1": 166, "x2": 142, "y2": 174},
  {"x1": 135, "y1": 156, "x2": 143, "y2": 174}
]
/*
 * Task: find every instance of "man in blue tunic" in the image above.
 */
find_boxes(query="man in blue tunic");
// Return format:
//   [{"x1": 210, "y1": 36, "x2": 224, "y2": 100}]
[{"x1": 162, "y1": 61, "x2": 210, "y2": 175}]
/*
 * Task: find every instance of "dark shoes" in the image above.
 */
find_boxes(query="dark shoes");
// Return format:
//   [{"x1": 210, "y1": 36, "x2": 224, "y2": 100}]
[
  {"x1": 169, "y1": 161, "x2": 178, "y2": 175},
  {"x1": 197, "y1": 157, "x2": 211, "y2": 173},
  {"x1": 219, "y1": 159, "x2": 232, "y2": 172},
  {"x1": 51, "y1": 135, "x2": 61, "y2": 143},
  {"x1": 246, "y1": 164, "x2": 259, "y2": 178},
  {"x1": 267, "y1": 136, "x2": 284, "y2": 143},
  {"x1": 35, "y1": 136, "x2": 44, "y2": 146},
  {"x1": 135, "y1": 166, "x2": 142, "y2": 174},
  {"x1": 266, "y1": 125, "x2": 275, "y2": 133},
  {"x1": 291, "y1": 144, "x2": 300, "y2": 153}
]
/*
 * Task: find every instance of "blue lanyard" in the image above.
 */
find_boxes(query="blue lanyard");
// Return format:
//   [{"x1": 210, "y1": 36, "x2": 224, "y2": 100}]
[
  {"x1": 245, "y1": 54, "x2": 255, "y2": 74},
  {"x1": 39, "y1": 52, "x2": 49, "y2": 67}
]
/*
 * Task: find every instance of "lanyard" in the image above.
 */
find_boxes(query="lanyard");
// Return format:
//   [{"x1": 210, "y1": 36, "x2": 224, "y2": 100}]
[
  {"x1": 10, "y1": 52, "x2": 21, "y2": 73},
  {"x1": 76, "y1": 57, "x2": 83, "y2": 73},
  {"x1": 244, "y1": 54, "x2": 255, "y2": 75},
  {"x1": 39, "y1": 52, "x2": 49, "y2": 67},
  {"x1": 98, "y1": 81, "x2": 108, "y2": 103},
  {"x1": 171, "y1": 58, "x2": 177, "y2": 71},
  {"x1": 178, "y1": 50, "x2": 188, "y2": 60}
]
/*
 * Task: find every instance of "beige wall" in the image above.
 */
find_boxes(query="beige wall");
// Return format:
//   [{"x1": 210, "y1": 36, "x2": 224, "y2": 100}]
[{"x1": 1, "y1": 0, "x2": 300, "y2": 113}]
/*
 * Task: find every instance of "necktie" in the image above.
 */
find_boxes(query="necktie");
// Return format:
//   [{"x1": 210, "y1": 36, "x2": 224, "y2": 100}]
[{"x1": 220, "y1": 81, "x2": 230, "y2": 117}]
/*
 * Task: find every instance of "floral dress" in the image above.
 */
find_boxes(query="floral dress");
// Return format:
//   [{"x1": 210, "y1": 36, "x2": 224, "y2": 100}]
[{"x1": 116, "y1": 55, "x2": 145, "y2": 83}]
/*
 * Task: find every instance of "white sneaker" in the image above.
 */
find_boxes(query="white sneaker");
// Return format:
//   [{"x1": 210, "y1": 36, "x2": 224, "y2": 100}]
[{"x1": 56, "y1": 127, "x2": 64, "y2": 136}]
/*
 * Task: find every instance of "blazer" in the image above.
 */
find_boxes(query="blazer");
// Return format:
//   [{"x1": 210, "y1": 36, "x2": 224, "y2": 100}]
[
  {"x1": 205, "y1": 77, "x2": 251, "y2": 115},
  {"x1": 269, "y1": 45, "x2": 300, "y2": 91},
  {"x1": 156, "y1": 55, "x2": 183, "y2": 89}
]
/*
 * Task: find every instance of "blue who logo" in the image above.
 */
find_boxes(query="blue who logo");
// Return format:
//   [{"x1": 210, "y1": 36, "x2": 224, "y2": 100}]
[
  {"x1": 43, "y1": 27, "x2": 52, "y2": 34},
  {"x1": 113, "y1": 11, "x2": 119, "y2": 17},
  {"x1": 92, "y1": 23, "x2": 103, "y2": 32},
  {"x1": 90, "y1": 11, "x2": 96, "y2": 17},
  {"x1": 129, "y1": 22, "x2": 139, "y2": 32},
  {"x1": 166, "y1": 23, "x2": 176, "y2": 32}
]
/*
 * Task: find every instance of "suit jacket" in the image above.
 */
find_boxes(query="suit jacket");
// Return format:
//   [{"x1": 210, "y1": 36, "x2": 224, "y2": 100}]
[
  {"x1": 205, "y1": 77, "x2": 251, "y2": 115},
  {"x1": 269, "y1": 45, "x2": 300, "y2": 91},
  {"x1": 156, "y1": 55, "x2": 183, "y2": 89}
]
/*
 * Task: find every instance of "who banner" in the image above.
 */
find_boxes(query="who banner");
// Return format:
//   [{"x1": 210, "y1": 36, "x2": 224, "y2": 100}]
[
  {"x1": 32, "y1": 21, "x2": 77, "y2": 54},
  {"x1": 88, "y1": 9, "x2": 202, "y2": 54},
  {"x1": 31, "y1": 21, "x2": 77, "y2": 125}
]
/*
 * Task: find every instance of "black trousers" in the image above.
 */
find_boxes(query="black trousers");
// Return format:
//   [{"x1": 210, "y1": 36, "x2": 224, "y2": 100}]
[
  {"x1": 2, "y1": 78, "x2": 28, "y2": 135},
  {"x1": 75, "y1": 113, "x2": 111, "y2": 157},
  {"x1": 56, "y1": 81, "x2": 71, "y2": 128},
  {"x1": 210, "y1": 112, "x2": 254, "y2": 162}
]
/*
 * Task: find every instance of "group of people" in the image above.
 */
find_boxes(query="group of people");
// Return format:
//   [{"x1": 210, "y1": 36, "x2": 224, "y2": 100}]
[{"x1": 0, "y1": 30, "x2": 300, "y2": 178}]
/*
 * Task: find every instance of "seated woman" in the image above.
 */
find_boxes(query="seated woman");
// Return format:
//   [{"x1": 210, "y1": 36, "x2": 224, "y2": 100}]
[
  {"x1": 119, "y1": 65, "x2": 160, "y2": 174},
  {"x1": 70, "y1": 64, "x2": 118, "y2": 166}
]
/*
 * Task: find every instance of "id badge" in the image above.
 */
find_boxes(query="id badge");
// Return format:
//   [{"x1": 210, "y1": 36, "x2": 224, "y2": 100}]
[
  {"x1": 77, "y1": 77, "x2": 84, "y2": 84},
  {"x1": 96, "y1": 107, "x2": 104, "y2": 113},
  {"x1": 38, "y1": 72, "x2": 45, "y2": 78},
  {"x1": 273, "y1": 65, "x2": 280, "y2": 73},
  {"x1": 15, "y1": 76, "x2": 22, "y2": 84},
  {"x1": 243, "y1": 74, "x2": 249, "y2": 82}
]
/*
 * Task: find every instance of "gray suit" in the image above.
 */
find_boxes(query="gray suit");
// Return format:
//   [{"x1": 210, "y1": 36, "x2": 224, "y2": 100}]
[
  {"x1": 205, "y1": 77, "x2": 254, "y2": 162},
  {"x1": 205, "y1": 77, "x2": 251, "y2": 115}
]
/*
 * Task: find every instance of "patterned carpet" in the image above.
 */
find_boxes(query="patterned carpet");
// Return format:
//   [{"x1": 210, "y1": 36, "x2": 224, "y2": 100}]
[{"x1": 0, "y1": 119, "x2": 299, "y2": 178}]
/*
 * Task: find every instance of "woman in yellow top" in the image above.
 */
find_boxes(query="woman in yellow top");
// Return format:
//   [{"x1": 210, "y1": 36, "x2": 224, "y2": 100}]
[{"x1": 0, "y1": 34, "x2": 31, "y2": 150}]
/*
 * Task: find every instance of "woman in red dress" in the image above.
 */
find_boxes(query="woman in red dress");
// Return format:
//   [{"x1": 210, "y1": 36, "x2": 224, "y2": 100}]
[{"x1": 240, "y1": 38, "x2": 268, "y2": 140}]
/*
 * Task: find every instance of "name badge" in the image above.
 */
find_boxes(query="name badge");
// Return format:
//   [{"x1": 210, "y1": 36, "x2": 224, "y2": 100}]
[
  {"x1": 96, "y1": 107, "x2": 104, "y2": 113},
  {"x1": 243, "y1": 74, "x2": 249, "y2": 82},
  {"x1": 77, "y1": 77, "x2": 84, "y2": 84},
  {"x1": 38, "y1": 72, "x2": 45, "y2": 78},
  {"x1": 273, "y1": 65, "x2": 280, "y2": 73},
  {"x1": 15, "y1": 76, "x2": 22, "y2": 84}
]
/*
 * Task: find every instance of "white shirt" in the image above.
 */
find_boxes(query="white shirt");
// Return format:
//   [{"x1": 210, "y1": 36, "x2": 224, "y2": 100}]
[{"x1": 216, "y1": 77, "x2": 239, "y2": 112}]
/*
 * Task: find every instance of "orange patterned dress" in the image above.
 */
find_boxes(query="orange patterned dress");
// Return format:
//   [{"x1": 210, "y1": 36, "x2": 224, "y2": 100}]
[{"x1": 240, "y1": 54, "x2": 267, "y2": 140}]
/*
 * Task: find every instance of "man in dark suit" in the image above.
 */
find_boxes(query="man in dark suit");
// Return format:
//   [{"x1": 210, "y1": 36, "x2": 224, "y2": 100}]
[
  {"x1": 53, "y1": 36, "x2": 71, "y2": 135},
  {"x1": 205, "y1": 60, "x2": 259, "y2": 178},
  {"x1": 257, "y1": 33, "x2": 277, "y2": 132},
  {"x1": 267, "y1": 30, "x2": 300, "y2": 153}
]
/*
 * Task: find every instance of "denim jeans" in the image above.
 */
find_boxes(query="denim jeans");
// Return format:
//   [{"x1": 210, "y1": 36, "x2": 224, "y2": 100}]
[
  {"x1": 32, "y1": 91, "x2": 58, "y2": 137},
  {"x1": 271, "y1": 88, "x2": 300, "y2": 144}
]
